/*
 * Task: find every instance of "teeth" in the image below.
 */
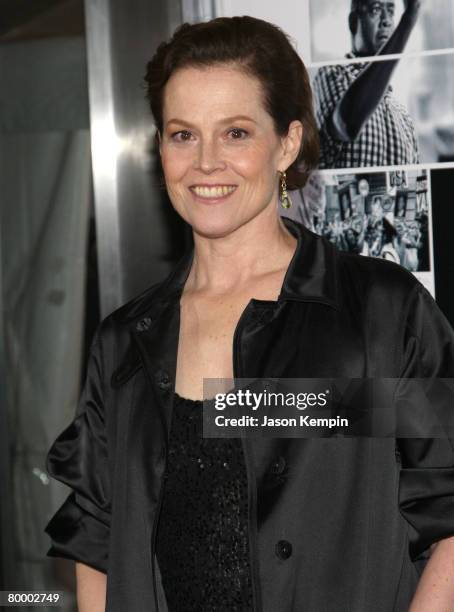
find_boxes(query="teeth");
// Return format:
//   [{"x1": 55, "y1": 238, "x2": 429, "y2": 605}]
[{"x1": 192, "y1": 185, "x2": 236, "y2": 198}]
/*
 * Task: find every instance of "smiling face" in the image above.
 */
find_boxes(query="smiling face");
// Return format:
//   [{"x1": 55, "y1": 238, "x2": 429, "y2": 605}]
[
  {"x1": 159, "y1": 64, "x2": 301, "y2": 238},
  {"x1": 354, "y1": 1, "x2": 395, "y2": 55}
]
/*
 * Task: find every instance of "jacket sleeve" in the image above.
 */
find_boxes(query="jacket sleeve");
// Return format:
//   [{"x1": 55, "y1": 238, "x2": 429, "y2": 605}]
[
  {"x1": 44, "y1": 328, "x2": 111, "y2": 573},
  {"x1": 397, "y1": 283, "x2": 454, "y2": 561}
]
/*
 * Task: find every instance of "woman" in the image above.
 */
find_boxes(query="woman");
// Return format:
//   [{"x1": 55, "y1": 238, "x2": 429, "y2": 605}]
[{"x1": 44, "y1": 16, "x2": 454, "y2": 612}]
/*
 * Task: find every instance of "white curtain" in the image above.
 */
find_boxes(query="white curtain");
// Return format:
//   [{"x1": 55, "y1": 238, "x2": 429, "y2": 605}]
[
  {"x1": 0, "y1": 128, "x2": 91, "y2": 609},
  {"x1": 0, "y1": 34, "x2": 92, "y2": 610}
]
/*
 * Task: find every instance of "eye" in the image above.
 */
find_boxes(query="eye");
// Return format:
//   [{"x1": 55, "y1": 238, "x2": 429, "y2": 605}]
[
  {"x1": 369, "y1": 3, "x2": 382, "y2": 15},
  {"x1": 227, "y1": 127, "x2": 249, "y2": 140},
  {"x1": 171, "y1": 130, "x2": 193, "y2": 142}
]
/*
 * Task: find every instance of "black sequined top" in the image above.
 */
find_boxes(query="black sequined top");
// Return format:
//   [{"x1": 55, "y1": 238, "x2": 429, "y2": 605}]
[{"x1": 155, "y1": 392, "x2": 253, "y2": 611}]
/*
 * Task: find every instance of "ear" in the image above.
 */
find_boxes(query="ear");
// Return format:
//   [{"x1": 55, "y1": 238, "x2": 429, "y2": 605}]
[
  {"x1": 155, "y1": 129, "x2": 162, "y2": 154},
  {"x1": 279, "y1": 120, "x2": 303, "y2": 169}
]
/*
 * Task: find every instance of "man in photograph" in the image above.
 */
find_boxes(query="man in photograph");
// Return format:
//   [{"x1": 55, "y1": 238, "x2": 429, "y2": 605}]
[{"x1": 313, "y1": 0, "x2": 421, "y2": 169}]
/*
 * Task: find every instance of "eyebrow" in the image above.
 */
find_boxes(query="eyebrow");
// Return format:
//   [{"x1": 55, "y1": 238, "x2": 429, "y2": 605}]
[{"x1": 165, "y1": 115, "x2": 257, "y2": 129}]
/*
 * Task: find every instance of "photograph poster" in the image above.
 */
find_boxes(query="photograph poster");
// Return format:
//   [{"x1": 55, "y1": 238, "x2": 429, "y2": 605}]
[
  {"x1": 285, "y1": 169, "x2": 434, "y2": 294},
  {"x1": 215, "y1": 0, "x2": 453, "y2": 296}
]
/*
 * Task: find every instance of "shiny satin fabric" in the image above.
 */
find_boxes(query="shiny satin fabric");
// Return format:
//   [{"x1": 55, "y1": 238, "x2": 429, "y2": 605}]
[{"x1": 44, "y1": 218, "x2": 454, "y2": 612}]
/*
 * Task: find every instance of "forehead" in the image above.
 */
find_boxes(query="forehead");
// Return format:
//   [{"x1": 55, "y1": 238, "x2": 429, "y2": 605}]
[
  {"x1": 162, "y1": 64, "x2": 267, "y2": 121},
  {"x1": 362, "y1": 0, "x2": 395, "y2": 9}
]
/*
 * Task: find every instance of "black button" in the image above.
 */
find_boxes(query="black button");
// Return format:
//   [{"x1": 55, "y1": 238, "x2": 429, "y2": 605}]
[
  {"x1": 156, "y1": 370, "x2": 171, "y2": 390},
  {"x1": 136, "y1": 317, "x2": 152, "y2": 332},
  {"x1": 275, "y1": 540, "x2": 292, "y2": 560},
  {"x1": 269, "y1": 456, "x2": 286, "y2": 475}
]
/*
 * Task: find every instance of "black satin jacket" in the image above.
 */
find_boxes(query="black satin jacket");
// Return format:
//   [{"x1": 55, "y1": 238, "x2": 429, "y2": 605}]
[{"x1": 45, "y1": 217, "x2": 454, "y2": 612}]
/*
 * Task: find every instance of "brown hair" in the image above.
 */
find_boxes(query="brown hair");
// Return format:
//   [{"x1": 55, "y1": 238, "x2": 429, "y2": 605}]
[{"x1": 144, "y1": 16, "x2": 320, "y2": 189}]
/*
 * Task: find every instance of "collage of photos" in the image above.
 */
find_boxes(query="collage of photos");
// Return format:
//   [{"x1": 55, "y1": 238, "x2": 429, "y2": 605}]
[
  {"x1": 287, "y1": 169, "x2": 434, "y2": 294},
  {"x1": 309, "y1": 0, "x2": 454, "y2": 170},
  {"x1": 216, "y1": 0, "x2": 454, "y2": 295}
]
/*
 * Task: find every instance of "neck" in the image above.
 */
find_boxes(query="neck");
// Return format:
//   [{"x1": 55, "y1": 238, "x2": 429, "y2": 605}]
[{"x1": 185, "y1": 212, "x2": 297, "y2": 296}]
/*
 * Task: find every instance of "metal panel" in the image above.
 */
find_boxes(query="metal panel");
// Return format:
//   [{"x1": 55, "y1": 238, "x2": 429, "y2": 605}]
[
  {"x1": 84, "y1": 0, "x2": 184, "y2": 317},
  {"x1": 181, "y1": 0, "x2": 216, "y2": 22}
]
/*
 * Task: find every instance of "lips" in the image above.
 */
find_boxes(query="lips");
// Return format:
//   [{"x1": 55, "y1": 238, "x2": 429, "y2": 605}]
[{"x1": 190, "y1": 185, "x2": 237, "y2": 199}]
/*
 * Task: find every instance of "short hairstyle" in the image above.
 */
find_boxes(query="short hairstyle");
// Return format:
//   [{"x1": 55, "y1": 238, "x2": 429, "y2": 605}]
[{"x1": 144, "y1": 16, "x2": 320, "y2": 189}]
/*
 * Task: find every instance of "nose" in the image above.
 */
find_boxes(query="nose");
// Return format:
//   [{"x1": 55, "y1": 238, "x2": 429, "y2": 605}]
[
  {"x1": 380, "y1": 7, "x2": 393, "y2": 27},
  {"x1": 194, "y1": 137, "x2": 226, "y2": 174}
]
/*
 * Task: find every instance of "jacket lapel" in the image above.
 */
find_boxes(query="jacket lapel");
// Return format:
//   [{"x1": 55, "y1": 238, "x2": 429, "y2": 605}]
[
  {"x1": 119, "y1": 248, "x2": 194, "y2": 436},
  {"x1": 110, "y1": 217, "x2": 341, "y2": 438},
  {"x1": 131, "y1": 300, "x2": 181, "y2": 436}
]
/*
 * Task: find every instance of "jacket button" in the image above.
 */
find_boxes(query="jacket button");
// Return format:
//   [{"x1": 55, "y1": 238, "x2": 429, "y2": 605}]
[
  {"x1": 136, "y1": 317, "x2": 152, "y2": 331},
  {"x1": 270, "y1": 456, "x2": 286, "y2": 475},
  {"x1": 156, "y1": 371, "x2": 171, "y2": 390},
  {"x1": 275, "y1": 540, "x2": 292, "y2": 560}
]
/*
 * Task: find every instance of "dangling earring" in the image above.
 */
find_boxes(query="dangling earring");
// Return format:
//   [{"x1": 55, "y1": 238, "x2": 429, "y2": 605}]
[{"x1": 279, "y1": 170, "x2": 292, "y2": 209}]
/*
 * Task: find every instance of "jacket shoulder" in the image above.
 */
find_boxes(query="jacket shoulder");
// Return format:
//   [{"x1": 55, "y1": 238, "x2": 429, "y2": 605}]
[
  {"x1": 85, "y1": 280, "x2": 169, "y2": 387},
  {"x1": 91, "y1": 280, "x2": 168, "y2": 348},
  {"x1": 333, "y1": 248, "x2": 428, "y2": 329},
  {"x1": 101, "y1": 249, "x2": 194, "y2": 332},
  {"x1": 110, "y1": 281, "x2": 167, "y2": 324},
  {"x1": 336, "y1": 249, "x2": 421, "y2": 301}
]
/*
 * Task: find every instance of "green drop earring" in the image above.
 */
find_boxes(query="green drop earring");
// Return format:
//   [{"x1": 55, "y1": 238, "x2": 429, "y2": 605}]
[{"x1": 279, "y1": 170, "x2": 292, "y2": 209}]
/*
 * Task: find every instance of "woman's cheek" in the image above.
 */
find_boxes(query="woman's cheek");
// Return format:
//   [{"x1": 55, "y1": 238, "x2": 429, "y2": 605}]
[
  {"x1": 161, "y1": 149, "x2": 192, "y2": 182},
  {"x1": 228, "y1": 145, "x2": 268, "y2": 177}
]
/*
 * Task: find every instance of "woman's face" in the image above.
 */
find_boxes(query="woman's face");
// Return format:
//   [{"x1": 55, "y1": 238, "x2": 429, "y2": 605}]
[{"x1": 159, "y1": 64, "x2": 301, "y2": 238}]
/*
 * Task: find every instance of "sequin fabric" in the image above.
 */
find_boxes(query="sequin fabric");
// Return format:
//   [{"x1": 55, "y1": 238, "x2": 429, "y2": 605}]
[{"x1": 155, "y1": 392, "x2": 253, "y2": 611}]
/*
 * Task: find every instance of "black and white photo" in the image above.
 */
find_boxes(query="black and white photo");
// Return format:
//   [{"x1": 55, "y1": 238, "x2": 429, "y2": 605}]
[
  {"x1": 286, "y1": 168, "x2": 434, "y2": 291},
  {"x1": 311, "y1": 51, "x2": 454, "y2": 169},
  {"x1": 309, "y1": 0, "x2": 454, "y2": 63}
]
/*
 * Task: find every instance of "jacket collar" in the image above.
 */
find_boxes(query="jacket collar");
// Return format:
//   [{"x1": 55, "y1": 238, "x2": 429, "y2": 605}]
[
  {"x1": 278, "y1": 216, "x2": 340, "y2": 308},
  {"x1": 114, "y1": 216, "x2": 340, "y2": 325}
]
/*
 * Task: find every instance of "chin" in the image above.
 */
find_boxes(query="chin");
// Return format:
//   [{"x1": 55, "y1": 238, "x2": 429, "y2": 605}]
[
  {"x1": 184, "y1": 204, "x2": 260, "y2": 239},
  {"x1": 375, "y1": 39, "x2": 389, "y2": 51},
  {"x1": 189, "y1": 215, "x2": 242, "y2": 239},
  {"x1": 173, "y1": 194, "x2": 271, "y2": 239}
]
